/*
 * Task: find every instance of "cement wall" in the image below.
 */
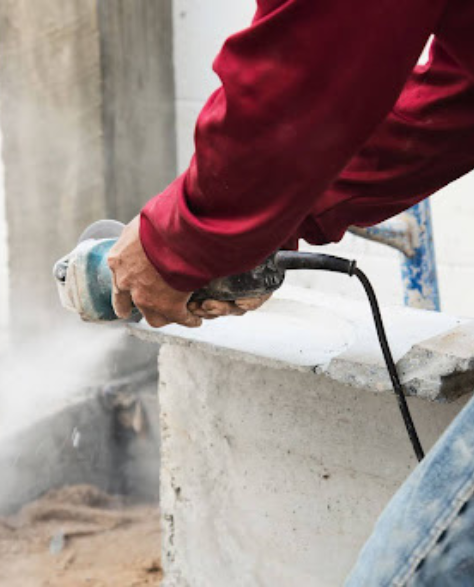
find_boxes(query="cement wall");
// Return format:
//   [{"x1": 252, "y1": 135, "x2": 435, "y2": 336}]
[
  {"x1": 173, "y1": 2, "x2": 474, "y2": 316},
  {"x1": 157, "y1": 343, "x2": 468, "y2": 587},
  {"x1": 98, "y1": 0, "x2": 176, "y2": 222},
  {"x1": 0, "y1": 0, "x2": 106, "y2": 337},
  {"x1": 0, "y1": 0, "x2": 176, "y2": 339},
  {"x1": 0, "y1": 127, "x2": 8, "y2": 351}
]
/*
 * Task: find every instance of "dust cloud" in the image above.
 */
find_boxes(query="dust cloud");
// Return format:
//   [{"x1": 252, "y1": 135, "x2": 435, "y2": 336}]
[{"x1": 0, "y1": 323, "x2": 123, "y2": 440}]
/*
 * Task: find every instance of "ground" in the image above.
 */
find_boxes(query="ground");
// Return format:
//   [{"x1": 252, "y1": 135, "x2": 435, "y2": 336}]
[{"x1": 0, "y1": 485, "x2": 162, "y2": 587}]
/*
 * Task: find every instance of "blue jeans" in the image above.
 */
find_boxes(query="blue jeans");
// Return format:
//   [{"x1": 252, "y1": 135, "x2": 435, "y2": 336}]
[{"x1": 345, "y1": 394, "x2": 474, "y2": 587}]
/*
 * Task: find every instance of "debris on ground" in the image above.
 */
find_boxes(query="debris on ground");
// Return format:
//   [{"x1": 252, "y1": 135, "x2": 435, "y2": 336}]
[{"x1": 0, "y1": 485, "x2": 162, "y2": 587}]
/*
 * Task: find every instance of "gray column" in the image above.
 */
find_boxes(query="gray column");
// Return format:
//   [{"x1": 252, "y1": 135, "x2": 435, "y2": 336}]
[
  {"x1": 98, "y1": 0, "x2": 176, "y2": 222},
  {"x1": 0, "y1": 0, "x2": 176, "y2": 337}
]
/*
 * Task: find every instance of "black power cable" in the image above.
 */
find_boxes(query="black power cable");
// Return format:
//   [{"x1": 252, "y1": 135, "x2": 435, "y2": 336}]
[
  {"x1": 275, "y1": 251, "x2": 425, "y2": 462},
  {"x1": 354, "y1": 268, "x2": 425, "y2": 462}
]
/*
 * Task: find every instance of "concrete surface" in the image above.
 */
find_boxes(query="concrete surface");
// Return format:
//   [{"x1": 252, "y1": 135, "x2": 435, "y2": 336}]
[
  {"x1": 98, "y1": 0, "x2": 176, "y2": 221},
  {"x1": 132, "y1": 285, "x2": 471, "y2": 401},
  {"x1": 131, "y1": 286, "x2": 474, "y2": 586},
  {"x1": 0, "y1": 0, "x2": 106, "y2": 337},
  {"x1": 155, "y1": 345, "x2": 469, "y2": 587}
]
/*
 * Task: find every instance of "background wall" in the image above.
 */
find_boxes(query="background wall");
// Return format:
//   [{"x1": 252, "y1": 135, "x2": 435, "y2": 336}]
[
  {"x1": 0, "y1": 0, "x2": 176, "y2": 340},
  {"x1": 173, "y1": 0, "x2": 255, "y2": 170},
  {"x1": 0, "y1": 127, "x2": 7, "y2": 350},
  {"x1": 172, "y1": 1, "x2": 474, "y2": 317}
]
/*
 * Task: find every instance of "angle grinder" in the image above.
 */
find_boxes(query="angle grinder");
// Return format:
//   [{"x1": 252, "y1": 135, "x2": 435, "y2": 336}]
[{"x1": 53, "y1": 219, "x2": 290, "y2": 322}]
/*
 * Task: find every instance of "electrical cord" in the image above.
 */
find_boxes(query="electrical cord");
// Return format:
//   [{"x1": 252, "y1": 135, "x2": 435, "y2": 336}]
[
  {"x1": 275, "y1": 251, "x2": 425, "y2": 462},
  {"x1": 353, "y1": 268, "x2": 425, "y2": 462}
]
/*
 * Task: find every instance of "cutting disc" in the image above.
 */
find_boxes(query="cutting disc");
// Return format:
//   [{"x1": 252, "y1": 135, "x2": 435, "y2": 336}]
[{"x1": 77, "y1": 219, "x2": 125, "y2": 243}]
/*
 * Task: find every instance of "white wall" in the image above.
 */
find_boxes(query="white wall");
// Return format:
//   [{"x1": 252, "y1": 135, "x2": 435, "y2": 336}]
[
  {"x1": 173, "y1": 0, "x2": 255, "y2": 171},
  {"x1": 173, "y1": 3, "x2": 474, "y2": 316},
  {"x1": 0, "y1": 126, "x2": 8, "y2": 350}
]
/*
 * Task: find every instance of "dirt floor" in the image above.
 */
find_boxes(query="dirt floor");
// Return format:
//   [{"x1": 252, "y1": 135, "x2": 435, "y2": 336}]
[{"x1": 0, "y1": 485, "x2": 162, "y2": 587}]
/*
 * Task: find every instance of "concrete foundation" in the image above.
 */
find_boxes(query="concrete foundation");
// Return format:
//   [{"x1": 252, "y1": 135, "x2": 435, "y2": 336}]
[
  {"x1": 132, "y1": 287, "x2": 474, "y2": 586},
  {"x1": 156, "y1": 345, "x2": 467, "y2": 587}
]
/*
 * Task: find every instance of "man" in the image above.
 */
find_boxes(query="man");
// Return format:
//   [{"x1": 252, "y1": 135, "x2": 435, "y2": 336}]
[
  {"x1": 108, "y1": 0, "x2": 474, "y2": 329},
  {"x1": 109, "y1": 3, "x2": 474, "y2": 582}
]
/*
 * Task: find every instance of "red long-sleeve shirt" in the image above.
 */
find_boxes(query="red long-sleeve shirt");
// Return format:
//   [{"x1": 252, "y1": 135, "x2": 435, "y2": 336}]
[{"x1": 141, "y1": 0, "x2": 474, "y2": 292}]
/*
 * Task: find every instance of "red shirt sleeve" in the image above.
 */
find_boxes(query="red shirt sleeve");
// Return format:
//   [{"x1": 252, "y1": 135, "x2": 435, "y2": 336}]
[
  {"x1": 140, "y1": 0, "x2": 447, "y2": 291},
  {"x1": 296, "y1": 39, "x2": 474, "y2": 245}
]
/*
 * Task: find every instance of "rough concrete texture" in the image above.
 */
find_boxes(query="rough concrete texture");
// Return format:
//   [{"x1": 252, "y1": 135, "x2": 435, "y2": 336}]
[
  {"x1": 97, "y1": 0, "x2": 176, "y2": 221},
  {"x1": 0, "y1": 0, "x2": 106, "y2": 336},
  {"x1": 0, "y1": 0, "x2": 176, "y2": 338},
  {"x1": 398, "y1": 321, "x2": 474, "y2": 401},
  {"x1": 156, "y1": 344, "x2": 469, "y2": 587},
  {"x1": 132, "y1": 285, "x2": 472, "y2": 402}
]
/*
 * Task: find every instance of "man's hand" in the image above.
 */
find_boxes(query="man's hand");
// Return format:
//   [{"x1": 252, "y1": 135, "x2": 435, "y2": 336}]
[
  {"x1": 108, "y1": 216, "x2": 202, "y2": 328},
  {"x1": 108, "y1": 216, "x2": 272, "y2": 328},
  {"x1": 188, "y1": 295, "x2": 272, "y2": 319}
]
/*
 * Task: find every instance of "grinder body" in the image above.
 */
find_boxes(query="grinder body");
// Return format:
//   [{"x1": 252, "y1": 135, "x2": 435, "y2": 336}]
[{"x1": 54, "y1": 220, "x2": 285, "y2": 322}]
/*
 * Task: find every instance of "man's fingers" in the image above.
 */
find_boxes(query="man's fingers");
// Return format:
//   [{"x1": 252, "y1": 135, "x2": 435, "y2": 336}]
[
  {"x1": 200, "y1": 300, "x2": 245, "y2": 316},
  {"x1": 190, "y1": 308, "x2": 231, "y2": 320},
  {"x1": 201, "y1": 300, "x2": 232, "y2": 316},
  {"x1": 174, "y1": 309, "x2": 203, "y2": 328},
  {"x1": 235, "y1": 294, "x2": 272, "y2": 311},
  {"x1": 139, "y1": 309, "x2": 170, "y2": 329},
  {"x1": 140, "y1": 303, "x2": 202, "y2": 329},
  {"x1": 187, "y1": 301, "x2": 200, "y2": 313},
  {"x1": 111, "y1": 277, "x2": 133, "y2": 319}
]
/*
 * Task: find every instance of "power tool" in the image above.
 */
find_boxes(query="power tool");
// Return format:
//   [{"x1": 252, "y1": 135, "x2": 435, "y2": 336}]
[{"x1": 54, "y1": 219, "x2": 425, "y2": 462}]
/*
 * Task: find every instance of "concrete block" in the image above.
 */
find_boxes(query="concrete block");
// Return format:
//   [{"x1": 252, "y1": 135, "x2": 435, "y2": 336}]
[
  {"x1": 132, "y1": 285, "x2": 471, "y2": 401},
  {"x1": 155, "y1": 344, "x2": 467, "y2": 587},
  {"x1": 131, "y1": 286, "x2": 474, "y2": 585}
]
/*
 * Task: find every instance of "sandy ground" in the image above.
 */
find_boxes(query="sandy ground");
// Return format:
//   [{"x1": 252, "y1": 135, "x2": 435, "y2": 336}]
[{"x1": 0, "y1": 485, "x2": 162, "y2": 587}]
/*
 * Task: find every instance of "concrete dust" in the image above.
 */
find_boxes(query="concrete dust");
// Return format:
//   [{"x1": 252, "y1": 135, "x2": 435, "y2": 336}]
[
  {"x1": 0, "y1": 325, "x2": 124, "y2": 440},
  {"x1": 0, "y1": 485, "x2": 162, "y2": 587}
]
